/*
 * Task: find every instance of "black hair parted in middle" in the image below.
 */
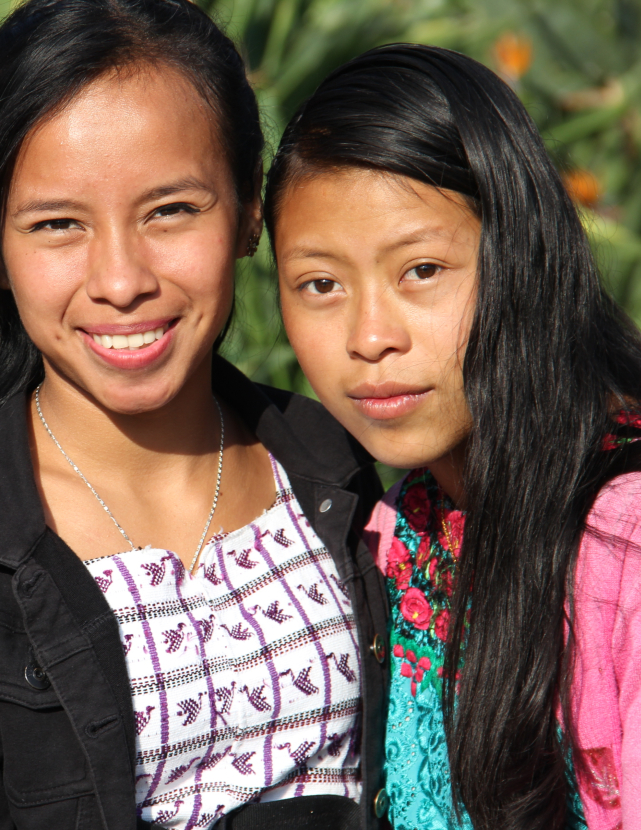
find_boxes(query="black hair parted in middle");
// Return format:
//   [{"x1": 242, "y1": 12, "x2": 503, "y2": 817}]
[{"x1": 264, "y1": 43, "x2": 641, "y2": 830}]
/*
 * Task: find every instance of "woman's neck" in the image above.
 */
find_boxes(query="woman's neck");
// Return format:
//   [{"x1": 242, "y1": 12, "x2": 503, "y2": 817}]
[
  {"x1": 29, "y1": 354, "x2": 277, "y2": 563},
  {"x1": 33, "y1": 356, "x2": 222, "y2": 483},
  {"x1": 427, "y1": 440, "x2": 467, "y2": 509}
]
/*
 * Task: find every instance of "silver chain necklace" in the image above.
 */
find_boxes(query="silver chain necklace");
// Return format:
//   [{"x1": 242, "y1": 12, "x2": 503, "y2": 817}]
[{"x1": 34, "y1": 384, "x2": 224, "y2": 572}]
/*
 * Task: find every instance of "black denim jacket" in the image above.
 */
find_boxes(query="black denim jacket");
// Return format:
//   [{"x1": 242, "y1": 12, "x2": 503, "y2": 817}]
[{"x1": 0, "y1": 357, "x2": 390, "y2": 830}]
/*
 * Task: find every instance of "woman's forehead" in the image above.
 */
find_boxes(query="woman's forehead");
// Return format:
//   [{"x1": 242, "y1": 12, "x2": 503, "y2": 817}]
[{"x1": 5, "y1": 66, "x2": 226, "y2": 209}]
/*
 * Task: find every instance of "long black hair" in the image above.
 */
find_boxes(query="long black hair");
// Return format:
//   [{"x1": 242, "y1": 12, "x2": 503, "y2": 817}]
[
  {"x1": 264, "y1": 44, "x2": 641, "y2": 830},
  {"x1": 0, "y1": 0, "x2": 263, "y2": 402}
]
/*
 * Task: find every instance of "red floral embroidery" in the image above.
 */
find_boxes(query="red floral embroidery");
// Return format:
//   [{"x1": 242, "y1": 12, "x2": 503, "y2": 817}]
[
  {"x1": 603, "y1": 410, "x2": 641, "y2": 450},
  {"x1": 387, "y1": 537, "x2": 413, "y2": 590},
  {"x1": 615, "y1": 410, "x2": 641, "y2": 428},
  {"x1": 416, "y1": 536, "x2": 431, "y2": 569},
  {"x1": 436, "y1": 508, "x2": 465, "y2": 558},
  {"x1": 394, "y1": 644, "x2": 431, "y2": 696},
  {"x1": 433, "y1": 609, "x2": 450, "y2": 641},
  {"x1": 602, "y1": 435, "x2": 621, "y2": 451},
  {"x1": 429, "y1": 557, "x2": 453, "y2": 597},
  {"x1": 400, "y1": 588, "x2": 433, "y2": 630},
  {"x1": 402, "y1": 483, "x2": 430, "y2": 532},
  {"x1": 577, "y1": 746, "x2": 620, "y2": 809}
]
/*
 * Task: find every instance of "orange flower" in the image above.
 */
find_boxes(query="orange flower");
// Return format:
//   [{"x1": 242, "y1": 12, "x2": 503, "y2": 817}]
[
  {"x1": 562, "y1": 169, "x2": 600, "y2": 208},
  {"x1": 493, "y1": 32, "x2": 532, "y2": 81}
]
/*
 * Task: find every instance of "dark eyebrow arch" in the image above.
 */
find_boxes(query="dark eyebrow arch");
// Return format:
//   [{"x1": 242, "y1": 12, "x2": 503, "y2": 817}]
[
  {"x1": 282, "y1": 228, "x2": 450, "y2": 264},
  {"x1": 13, "y1": 199, "x2": 86, "y2": 217},
  {"x1": 138, "y1": 177, "x2": 214, "y2": 204},
  {"x1": 13, "y1": 177, "x2": 214, "y2": 217}
]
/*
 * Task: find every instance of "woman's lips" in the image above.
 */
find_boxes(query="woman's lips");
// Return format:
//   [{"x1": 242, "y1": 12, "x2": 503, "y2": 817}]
[
  {"x1": 348, "y1": 383, "x2": 432, "y2": 420},
  {"x1": 80, "y1": 320, "x2": 176, "y2": 370}
]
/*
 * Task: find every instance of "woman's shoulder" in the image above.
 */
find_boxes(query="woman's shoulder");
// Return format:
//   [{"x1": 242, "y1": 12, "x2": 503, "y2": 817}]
[
  {"x1": 583, "y1": 471, "x2": 641, "y2": 553},
  {"x1": 576, "y1": 471, "x2": 641, "y2": 607}
]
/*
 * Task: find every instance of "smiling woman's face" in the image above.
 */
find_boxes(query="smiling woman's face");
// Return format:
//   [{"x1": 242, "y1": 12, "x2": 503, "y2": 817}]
[
  {"x1": 2, "y1": 65, "x2": 256, "y2": 414},
  {"x1": 276, "y1": 168, "x2": 479, "y2": 475}
]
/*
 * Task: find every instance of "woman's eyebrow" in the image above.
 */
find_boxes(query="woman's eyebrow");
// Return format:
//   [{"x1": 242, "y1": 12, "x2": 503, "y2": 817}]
[
  {"x1": 138, "y1": 177, "x2": 214, "y2": 203},
  {"x1": 13, "y1": 198, "x2": 86, "y2": 216},
  {"x1": 12, "y1": 178, "x2": 214, "y2": 217},
  {"x1": 282, "y1": 227, "x2": 451, "y2": 263},
  {"x1": 377, "y1": 227, "x2": 450, "y2": 255}
]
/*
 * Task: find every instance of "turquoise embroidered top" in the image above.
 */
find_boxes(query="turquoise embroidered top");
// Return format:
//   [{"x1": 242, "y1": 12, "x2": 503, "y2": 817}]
[{"x1": 384, "y1": 467, "x2": 587, "y2": 830}]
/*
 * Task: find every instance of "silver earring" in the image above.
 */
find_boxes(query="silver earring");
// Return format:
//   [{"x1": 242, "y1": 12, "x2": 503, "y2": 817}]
[{"x1": 247, "y1": 232, "x2": 260, "y2": 257}]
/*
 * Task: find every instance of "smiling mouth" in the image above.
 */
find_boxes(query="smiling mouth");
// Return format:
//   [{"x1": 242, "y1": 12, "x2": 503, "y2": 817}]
[{"x1": 89, "y1": 323, "x2": 170, "y2": 351}]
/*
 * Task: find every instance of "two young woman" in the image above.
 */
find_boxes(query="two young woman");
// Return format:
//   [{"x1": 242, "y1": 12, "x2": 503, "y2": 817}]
[
  {"x1": 265, "y1": 45, "x2": 641, "y2": 830},
  {"x1": 1, "y1": 1, "x2": 639, "y2": 829},
  {"x1": 0, "y1": 1, "x2": 388, "y2": 828}
]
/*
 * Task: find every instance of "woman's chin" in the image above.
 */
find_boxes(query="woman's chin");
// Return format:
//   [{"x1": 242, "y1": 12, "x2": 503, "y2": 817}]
[{"x1": 73, "y1": 376, "x2": 182, "y2": 417}]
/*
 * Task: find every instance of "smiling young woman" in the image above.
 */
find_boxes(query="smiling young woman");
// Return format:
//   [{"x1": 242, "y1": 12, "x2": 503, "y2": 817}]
[
  {"x1": 265, "y1": 45, "x2": 641, "y2": 830},
  {"x1": 0, "y1": 2, "x2": 388, "y2": 829}
]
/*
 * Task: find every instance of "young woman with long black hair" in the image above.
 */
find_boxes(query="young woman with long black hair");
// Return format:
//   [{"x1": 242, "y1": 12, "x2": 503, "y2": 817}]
[
  {"x1": 264, "y1": 44, "x2": 641, "y2": 830},
  {"x1": 0, "y1": 2, "x2": 389, "y2": 828}
]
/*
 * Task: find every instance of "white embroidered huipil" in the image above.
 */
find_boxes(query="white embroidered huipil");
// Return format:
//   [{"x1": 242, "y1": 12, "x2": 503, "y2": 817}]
[{"x1": 84, "y1": 456, "x2": 361, "y2": 829}]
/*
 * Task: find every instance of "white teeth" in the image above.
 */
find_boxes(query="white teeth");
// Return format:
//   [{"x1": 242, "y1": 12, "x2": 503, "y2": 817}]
[{"x1": 92, "y1": 325, "x2": 167, "y2": 349}]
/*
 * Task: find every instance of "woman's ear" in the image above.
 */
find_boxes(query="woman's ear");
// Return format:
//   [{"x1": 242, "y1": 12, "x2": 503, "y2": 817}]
[{"x1": 236, "y1": 160, "x2": 264, "y2": 260}]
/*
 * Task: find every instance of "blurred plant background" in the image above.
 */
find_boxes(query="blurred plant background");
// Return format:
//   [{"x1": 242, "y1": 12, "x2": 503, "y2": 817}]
[{"x1": 2, "y1": 0, "x2": 641, "y2": 484}]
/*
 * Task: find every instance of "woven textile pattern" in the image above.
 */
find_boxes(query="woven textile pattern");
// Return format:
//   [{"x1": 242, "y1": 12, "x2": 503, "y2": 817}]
[
  {"x1": 85, "y1": 456, "x2": 361, "y2": 829},
  {"x1": 384, "y1": 467, "x2": 586, "y2": 830}
]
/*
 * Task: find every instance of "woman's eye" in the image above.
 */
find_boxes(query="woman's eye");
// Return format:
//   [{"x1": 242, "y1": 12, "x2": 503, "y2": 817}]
[
  {"x1": 153, "y1": 202, "x2": 199, "y2": 218},
  {"x1": 303, "y1": 279, "x2": 339, "y2": 295},
  {"x1": 404, "y1": 263, "x2": 440, "y2": 281},
  {"x1": 32, "y1": 219, "x2": 80, "y2": 232}
]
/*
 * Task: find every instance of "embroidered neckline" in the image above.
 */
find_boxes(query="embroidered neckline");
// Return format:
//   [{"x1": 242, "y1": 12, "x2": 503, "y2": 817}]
[{"x1": 386, "y1": 468, "x2": 467, "y2": 698}]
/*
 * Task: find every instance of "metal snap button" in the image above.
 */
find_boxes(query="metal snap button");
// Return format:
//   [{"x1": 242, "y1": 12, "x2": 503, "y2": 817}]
[
  {"x1": 25, "y1": 661, "x2": 50, "y2": 690},
  {"x1": 373, "y1": 788, "x2": 389, "y2": 818},
  {"x1": 319, "y1": 498, "x2": 332, "y2": 513},
  {"x1": 370, "y1": 633, "x2": 386, "y2": 664}
]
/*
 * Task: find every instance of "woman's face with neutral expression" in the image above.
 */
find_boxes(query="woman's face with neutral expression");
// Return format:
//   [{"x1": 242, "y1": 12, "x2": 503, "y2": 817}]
[
  {"x1": 276, "y1": 168, "x2": 479, "y2": 475},
  {"x1": 2, "y1": 65, "x2": 259, "y2": 414}
]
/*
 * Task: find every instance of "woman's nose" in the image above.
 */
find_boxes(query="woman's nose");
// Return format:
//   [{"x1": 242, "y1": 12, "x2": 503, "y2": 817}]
[
  {"x1": 346, "y1": 293, "x2": 412, "y2": 362},
  {"x1": 85, "y1": 230, "x2": 159, "y2": 309}
]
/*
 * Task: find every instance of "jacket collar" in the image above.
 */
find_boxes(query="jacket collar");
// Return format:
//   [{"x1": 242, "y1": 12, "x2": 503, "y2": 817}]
[
  {"x1": 0, "y1": 392, "x2": 46, "y2": 569},
  {"x1": 211, "y1": 355, "x2": 373, "y2": 488},
  {"x1": 0, "y1": 357, "x2": 372, "y2": 570}
]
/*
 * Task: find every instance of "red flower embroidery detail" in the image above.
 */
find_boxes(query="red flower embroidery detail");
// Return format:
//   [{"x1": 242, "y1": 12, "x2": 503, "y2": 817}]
[
  {"x1": 416, "y1": 536, "x2": 431, "y2": 569},
  {"x1": 402, "y1": 483, "x2": 430, "y2": 532},
  {"x1": 436, "y1": 509, "x2": 465, "y2": 557},
  {"x1": 604, "y1": 410, "x2": 641, "y2": 450},
  {"x1": 387, "y1": 537, "x2": 412, "y2": 589},
  {"x1": 429, "y1": 557, "x2": 453, "y2": 597},
  {"x1": 578, "y1": 747, "x2": 621, "y2": 809},
  {"x1": 433, "y1": 609, "x2": 450, "y2": 641},
  {"x1": 393, "y1": 644, "x2": 432, "y2": 696},
  {"x1": 615, "y1": 410, "x2": 641, "y2": 428},
  {"x1": 400, "y1": 588, "x2": 433, "y2": 630}
]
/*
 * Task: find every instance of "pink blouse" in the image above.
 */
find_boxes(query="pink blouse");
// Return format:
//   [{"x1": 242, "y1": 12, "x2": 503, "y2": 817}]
[{"x1": 365, "y1": 472, "x2": 641, "y2": 830}]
